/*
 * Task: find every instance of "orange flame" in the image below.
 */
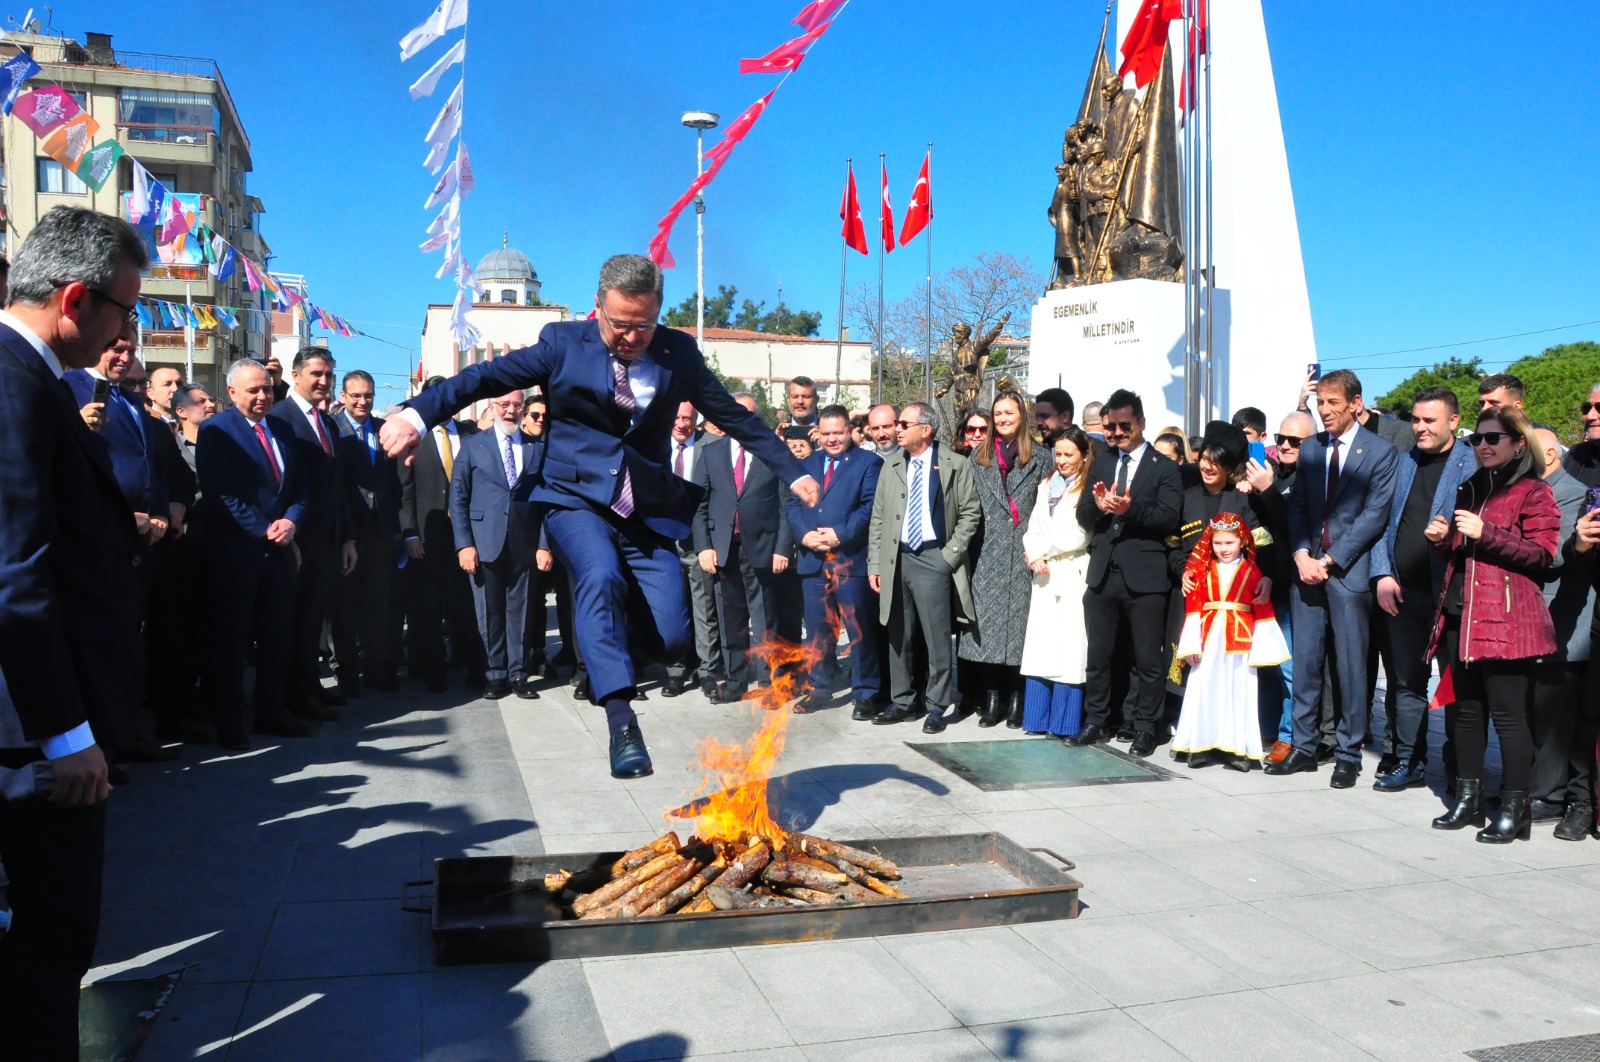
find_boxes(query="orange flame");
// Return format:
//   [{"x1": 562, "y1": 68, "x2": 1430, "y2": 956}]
[{"x1": 669, "y1": 554, "x2": 856, "y2": 849}]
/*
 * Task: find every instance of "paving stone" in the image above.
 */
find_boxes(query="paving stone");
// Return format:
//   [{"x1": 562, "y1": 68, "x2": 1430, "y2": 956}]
[
  {"x1": 90, "y1": 901, "x2": 278, "y2": 984},
  {"x1": 1144, "y1": 840, "x2": 1341, "y2": 901},
  {"x1": 1394, "y1": 952, "x2": 1600, "y2": 1044},
  {"x1": 879, "y1": 927, "x2": 1109, "y2": 1025},
  {"x1": 584, "y1": 950, "x2": 793, "y2": 1059},
  {"x1": 1336, "y1": 826, "x2": 1526, "y2": 879},
  {"x1": 1243, "y1": 834, "x2": 1437, "y2": 890},
  {"x1": 225, "y1": 973, "x2": 422, "y2": 1062},
  {"x1": 969, "y1": 1009, "x2": 1187, "y2": 1061},
  {"x1": 1360, "y1": 879, "x2": 1593, "y2": 956},
  {"x1": 282, "y1": 838, "x2": 425, "y2": 902},
  {"x1": 1128, "y1": 988, "x2": 1378, "y2": 1061},
  {"x1": 1140, "y1": 903, "x2": 1372, "y2": 988},
  {"x1": 1062, "y1": 850, "x2": 1234, "y2": 914},
  {"x1": 1070, "y1": 801, "x2": 1228, "y2": 848},
  {"x1": 799, "y1": 1028, "x2": 996, "y2": 1060},
  {"x1": 1267, "y1": 970, "x2": 1516, "y2": 1062},
  {"x1": 1253, "y1": 890, "x2": 1501, "y2": 970},
  {"x1": 255, "y1": 898, "x2": 428, "y2": 980},
  {"x1": 737, "y1": 938, "x2": 959, "y2": 1043},
  {"x1": 134, "y1": 980, "x2": 249, "y2": 1061},
  {"x1": 1015, "y1": 914, "x2": 1247, "y2": 1007},
  {"x1": 422, "y1": 962, "x2": 614, "y2": 1062}
]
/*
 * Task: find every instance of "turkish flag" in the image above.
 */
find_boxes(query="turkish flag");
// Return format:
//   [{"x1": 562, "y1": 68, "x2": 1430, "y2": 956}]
[
  {"x1": 1180, "y1": 0, "x2": 1209, "y2": 112},
  {"x1": 705, "y1": 91, "x2": 773, "y2": 166},
  {"x1": 740, "y1": 24, "x2": 827, "y2": 74},
  {"x1": 1118, "y1": 0, "x2": 1182, "y2": 88},
  {"x1": 879, "y1": 159, "x2": 896, "y2": 253},
  {"x1": 792, "y1": 0, "x2": 847, "y2": 32},
  {"x1": 839, "y1": 164, "x2": 868, "y2": 255},
  {"x1": 1427, "y1": 665, "x2": 1454, "y2": 712},
  {"x1": 899, "y1": 152, "x2": 932, "y2": 245}
]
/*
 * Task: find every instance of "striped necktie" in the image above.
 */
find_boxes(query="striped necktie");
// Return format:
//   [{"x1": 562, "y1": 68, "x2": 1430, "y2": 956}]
[{"x1": 906, "y1": 459, "x2": 925, "y2": 549}]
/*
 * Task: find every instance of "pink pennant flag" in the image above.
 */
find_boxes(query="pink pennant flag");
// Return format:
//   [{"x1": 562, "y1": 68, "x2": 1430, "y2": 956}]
[
  {"x1": 159, "y1": 193, "x2": 191, "y2": 244},
  {"x1": 13, "y1": 85, "x2": 80, "y2": 137}
]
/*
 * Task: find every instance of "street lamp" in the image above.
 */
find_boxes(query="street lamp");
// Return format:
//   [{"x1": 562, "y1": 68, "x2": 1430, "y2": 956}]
[{"x1": 681, "y1": 109, "x2": 719, "y2": 350}]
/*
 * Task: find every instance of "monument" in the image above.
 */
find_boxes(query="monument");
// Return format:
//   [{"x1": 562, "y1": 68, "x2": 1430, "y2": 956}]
[{"x1": 1029, "y1": 1, "x2": 1315, "y2": 431}]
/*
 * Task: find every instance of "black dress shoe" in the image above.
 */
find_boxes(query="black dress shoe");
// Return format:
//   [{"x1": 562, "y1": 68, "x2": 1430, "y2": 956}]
[
  {"x1": 572, "y1": 674, "x2": 591, "y2": 701},
  {"x1": 1005, "y1": 692, "x2": 1025, "y2": 729},
  {"x1": 700, "y1": 676, "x2": 720, "y2": 697},
  {"x1": 852, "y1": 700, "x2": 881, "y2": 721},
  {"x1": 1315, "y1": 744, "x2": 1337, "y2": 764},
  {"x1": 632, "y1": 688, "x2": 648, "y2": 702},
  {"x1": 1329, "y1": 761, "x2": 1359, "y2": 789},
  {"x1": 922, "y1": 709, "x2": 948, "y2": 734},
  {"x1": 661, "y1": 675, "x2": 687, "y2": 698},
  {"x1": 527, "y1": 656, "x2": 551, "y2": 681},
  {"x1": 254, "y1": 714, "x2": 315, "y2": 738},
  {"x1": 1115, "y1": 726, "x2": 1136, "y2": 743},
  {"x1": 483, "y1": 680, "x2": 512, "y2": 700},
  {"x1": 1129, "y1": 732, "x2": 1156, "y2": 757},
  {"x1": 216, "y1": 726, "x2": 250, "y2": 752},
  {"x1": 514, "y1": 679, "x2": 540, "y2": 700},
  {"x1": 1067, "y1": 723, "x2": 1108, "y2": 747},
  {"x1": 1264, "y1": 750, "x2": 1318, "y2": 775},
  {"x1": 609, "y1": 722, "x2": 654, "y2": 779},
  {"x1": 718, "y1": 684, "x2": 748, "y2": 704},
  {"x1": 1529, "y1": 798, "x2": 1565, "y2": 823},
  {"x1": 1553, "y1": 801, "x2": 1597, "y2": 841},
  {"x1": 873, "y1": 704, "x2": 921, "y2": 726}
]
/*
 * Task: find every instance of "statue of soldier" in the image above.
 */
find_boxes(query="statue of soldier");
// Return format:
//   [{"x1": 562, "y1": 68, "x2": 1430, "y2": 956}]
[
  {"x1": 1100, "y1": 75, "x2": 1138, "y2": 156},
  {"x1": 1077, "y1": 129, "x2": 1120, "y2": 278},
  {"x1": 937, "y1": 313, "x2": 1011, "y2": 411},
  {"x1": 1048, "y1": 124, "x2": 1087, "y2": 289}
]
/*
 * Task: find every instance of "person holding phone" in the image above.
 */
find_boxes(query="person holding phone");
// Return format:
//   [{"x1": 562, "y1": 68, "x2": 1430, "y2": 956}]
[{"x1": 1424, "y1": 406, "x2": 1559, "y2": 842}]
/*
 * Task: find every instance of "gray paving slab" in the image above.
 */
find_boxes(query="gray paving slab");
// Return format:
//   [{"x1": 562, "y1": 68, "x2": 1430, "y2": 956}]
[
  {"x1": 89, "y1": 901, "x2": 278, "y2": 984},
  {"x1": 1143, "y1": 840, "x2": 1342, "y2": 901},
  {"x1": 421, "y1": 963, "x2": 613, "y2": 1062},
  {"x1": 878, "y1": 927, "x2": 1109, "y2": 1025},
  {"x1": 1336, "y1": 825, "x2": 1526, "y2": 879},
  {"x1": 1266, "y1": 970, "x2": 1518, "y2": 1062},
  {"x1": 1251, "y1": 889, "x2": 1504, "y2": 970},
  {"x1": 1146, "y1": 792, "x2": 1320, "y2": 840},
  {"x1": 800, "y1": 1028, "x2": 997, "y2": 1061},
  {"x1": 1392, "y1": 951, "x2": 1600, "y2": 1044},
  {"x1": 1138, "y1": 903, "x2": 1372, "y2": 988},
  {"x1": 1070, "y1": 800, "x2": 1229, "y2": 848},
  {"x1": 1241, "y1": 833, "x2": 1437, "y2": 890},
  {"x1": 224, "y1": 973, "x2": 423, "y2": 1062},
  {"x1": 1129, "y1": 988, "x2": 1380, "y2": 1061},
  {"x1": 1014, "y1": 914, "x2": 1248, "y2": 1007},
  {"x1": 583, "y1": 950, "x2": 793, "y2": 1059},
  {"x1": 969, "y1": 1009, "x2": 1187, "y2": 1061},
  {"x1": 255, "y1": 898, "x2": 430, "y2": 980},
  {"x1": 135, "y1": 980, "x2": 249, "y2": 1061},
  {"x1": 1058, "y1": 850, "x2": 1234, "y2": 914},
  {"x1": 1361, "y1": 879, "x2": 1594, "y2": 956},
  {"x1": 282, "y1": 838, "x2": 426, "y2": 902}
]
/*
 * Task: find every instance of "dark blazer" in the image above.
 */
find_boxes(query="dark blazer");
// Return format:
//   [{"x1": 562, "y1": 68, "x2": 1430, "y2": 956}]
[
  {"x1": 784, "y1": 444, "x2": 882, "y2": 578},
  {"x1": 63, "y1": 369, "x2": 169, "y2": 517},
  {"x1": 1076, "y1": 443, "x2": 1183, "y2": 594},
  {"x1": 268, "y1": 395, "x2": 349, "y2": 549},
  {"x1": 0, "y1": 324, "x2": 142, "y2": 748},
  {"x1": 398, "y1": 420, "x2": 474, "y2": 548},
  {"x1": 158, "y1": 421, "x2": 196, "y2": 512},
  {"x1": 692, "y1": 434, "x2": 795, "y2": 568},
  {"x1": 335, "y1": 411, "x2": 402, "y2": 542},
  {"x1": 1287, "y1": 424, "x2": 1400, "y2": 590},
  {"x1": 405, "y1": 319, "x2": 807, "y2": 541},
  {"x1": 195, "y1": 408, "x2": 308, "y2": 542},
  {"x1": 449, "y1": 427, "x2": 538, "y2": 565}
]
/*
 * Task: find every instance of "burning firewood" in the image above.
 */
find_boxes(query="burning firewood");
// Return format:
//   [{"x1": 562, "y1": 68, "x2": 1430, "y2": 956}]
[
  {"x1": 706, "y1": 841, "x2": 772, "y2": 892},
  {"x1": 796, "y1": 834, "x2": 901, "y2": 880},
  {"x1": 571, "y1": 852, "x2": 683, "y2": 916},
  {"x1": 543, "y1": 870, "x2": 573, "y2": 892},
  {"x1": 762, "y1": 859, "x2": 849, "y2": 892},
  {"x1": 610, "y1": 832, "x2": 682, "y2": 877},
  {"x1": 638, "y1": 857, "x2": 727, "y2": 917}
]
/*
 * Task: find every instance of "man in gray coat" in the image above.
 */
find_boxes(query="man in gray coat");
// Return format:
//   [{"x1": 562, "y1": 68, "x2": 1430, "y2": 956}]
[{"x1": 867, "y1": 402, "x2": 982, "y2": 733}]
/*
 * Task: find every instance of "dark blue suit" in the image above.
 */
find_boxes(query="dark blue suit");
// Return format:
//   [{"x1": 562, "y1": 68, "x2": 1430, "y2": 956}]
[
  {"x1": 196, "y1": 408, "x2": 308, "y2": 732},
  {"x1": 63, "y1": 369, "x2": 169, "y2": 519},
  {"x1": 332, "y1": 412, "x2": 402, "y2": 686},
  {"x1": 451, "y1": 427, "x2": 539, "y2": 684},
  {"x1": 406, "y1": 319, "x2": 807, "y2": 704},
  {"x1": 0, "y1": 323, "x2": 143, "y2": 1062},
  {"x1": 786, "y1": 445, "x2": 883, "y2": 699}
]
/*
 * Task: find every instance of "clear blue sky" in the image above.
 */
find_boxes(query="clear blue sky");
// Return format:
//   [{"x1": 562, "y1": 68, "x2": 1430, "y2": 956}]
[{"x1": 50, "y1": 0, "x2": 1600, "y2": 406}]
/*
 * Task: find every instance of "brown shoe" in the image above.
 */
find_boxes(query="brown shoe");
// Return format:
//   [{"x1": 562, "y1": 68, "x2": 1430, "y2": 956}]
[{"x1": 1265, "y1": 740, "x2": 1294, "y2": 765}]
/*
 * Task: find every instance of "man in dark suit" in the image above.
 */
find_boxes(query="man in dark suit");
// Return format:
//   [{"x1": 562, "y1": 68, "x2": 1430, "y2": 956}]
[
  {"x1": 197, "y1": 360, "x2": 313, "y2": 749},
  {"x1": 1269, "y1": 368, "x2": 1399, "y2": 787},
  {"x1": 450, "y1": 390, "x2": 542, "y2": 700},
  {"x1": 398, "y1": 376, "x2": 484, "y2": 692},
  {"x1": 693, "y1": 392, "x2": 797, "y2": 701},
  {"x1": 1068, "y1": 388, "x2": 1183, "y2": 758},
  {"x1": 787, "y1": 404, "x2": 883, "y2": 716},
  {"x1": 0, "y1": 207, "x2": 148, "y2": 1057},
  {"x1": 269, "y1": 347, "x2": 357, "y2": 722},
  {"x1": 331, "y1": 369, "x2": 402, "y2": 696},
  {"x1": 665, "y1": 400, "x2": 723, "y2": 698},
  {"x1": 382, "y1": 255, "x2": 816, "y2": 779}
]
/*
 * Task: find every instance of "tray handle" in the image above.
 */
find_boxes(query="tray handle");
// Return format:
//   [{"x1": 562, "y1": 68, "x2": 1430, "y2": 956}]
[
  {"x1": 401, "y1": 878, "x2": 434, "y2": 914},
  {"x1": 1027, "y1": 847, "x2": 1076, "y2": 872}
]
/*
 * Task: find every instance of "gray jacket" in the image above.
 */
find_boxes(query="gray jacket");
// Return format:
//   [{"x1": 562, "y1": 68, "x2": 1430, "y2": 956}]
[{"x1": 1540, "y1": 465, "x2": 1596, "y2": 663}]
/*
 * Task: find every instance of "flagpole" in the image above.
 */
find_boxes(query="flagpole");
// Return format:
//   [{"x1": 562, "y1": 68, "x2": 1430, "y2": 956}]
[
  {"x1": 836, "y1": 157, "x2": 849, "y2": 407},
  {"x1": 924, "y1": 141, "x2": 933, "y2": 404},
  {"x1": 184, "y1": 279, "x2": 194, "y2": 382},
  {"x1": 1202, "y1": 3, "x2": 1215, "y2": 423},
  {"x1": 876, "y1": 151, "x2": 885, "y2": 405}
]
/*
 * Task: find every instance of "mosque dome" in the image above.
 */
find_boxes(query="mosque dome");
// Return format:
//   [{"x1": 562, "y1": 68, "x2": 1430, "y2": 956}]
[{"x1": 476, "y1": 245, "x2": 537, "y2": 283}]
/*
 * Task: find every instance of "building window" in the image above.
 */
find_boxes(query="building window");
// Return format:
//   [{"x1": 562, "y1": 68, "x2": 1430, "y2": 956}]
[
  {"x1": 525, "y1": 291, "x2": 539, "y2": 306},
  {"x1": 500, "y1": 289, "x2": 516, "y2": 305},
  {"x1": 37, "y1": 158, "x2": 87, "y2": 195},
  {"x1": 118, "y1": 88, "x2": 218, "y2": 143}
]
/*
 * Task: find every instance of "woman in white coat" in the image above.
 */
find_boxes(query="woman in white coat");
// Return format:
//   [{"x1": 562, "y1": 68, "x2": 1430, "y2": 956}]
[{"x1": 1018, "y1": 427, "x2": 1093, "y2": 736}]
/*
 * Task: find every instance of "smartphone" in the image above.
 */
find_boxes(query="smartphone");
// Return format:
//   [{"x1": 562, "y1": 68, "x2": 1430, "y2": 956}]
[
  {"x1": 782, "y1": 426, "x2": 812, "y2": 441},
  {"x1": 1586, "y1": 486, "x2": 1600, "y2": 515},
  {"x1": 90, "y1": 377, "x2": 111, "y2": 405},
  {"x1": 1248, "y1": 440, "x2": 1267, "y2": 466},
  {"x1": 1306, "y1": 362, "x2": 1322, "y2": 382}
]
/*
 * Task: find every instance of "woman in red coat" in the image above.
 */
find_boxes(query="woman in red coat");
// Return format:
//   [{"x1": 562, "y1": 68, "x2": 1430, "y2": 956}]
[{"x1": 1424, "y1": 405, "x2": 1560, "y2": 842}]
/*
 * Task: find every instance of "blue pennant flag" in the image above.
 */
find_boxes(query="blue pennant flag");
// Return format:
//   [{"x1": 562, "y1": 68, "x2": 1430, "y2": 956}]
[
  {"x1": 135, "y1": 300, "x2": 151, "y2": 330},
  {"x1": 213, "y1": 243, "x2": 236, "y2": 283},
  {"x1": 0, "y1": 52, "x2": 41, "y2": 116}
]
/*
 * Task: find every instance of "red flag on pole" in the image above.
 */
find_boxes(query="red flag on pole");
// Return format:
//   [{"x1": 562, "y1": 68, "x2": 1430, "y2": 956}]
[
  {"x1": 879, "y1": 159, "x2": 896, "y2": 253},
  {"x1": 791, "y1": 0, "x2": 847, "y2": 32},
  {"x1": 740, "y1": 24, "x2": 827, "y2": 74},
  {"x1": 1427, "y1": 665, "x2": 1455, "y2": 712},
  {"x1": 1180, "y1": 0, "x2": 1209, "y2": 112},
  {"x1": 899, "y1": 152, "x2": 932, "y2": 245},
  {"x1": 840, "y1": 163, "x2": 868, "y2": 255},
  {"x1": 705, "y1": 91, "x2": 773, "y2": 166},
  {"x1": 1118, "y1": 0, "x2": 1182, "y2": 88}
]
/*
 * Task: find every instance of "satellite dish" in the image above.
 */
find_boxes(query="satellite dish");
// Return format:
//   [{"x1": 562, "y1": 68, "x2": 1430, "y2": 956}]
[{"x1": 27, "y1": 19, "x2": 40, "y2": 32}]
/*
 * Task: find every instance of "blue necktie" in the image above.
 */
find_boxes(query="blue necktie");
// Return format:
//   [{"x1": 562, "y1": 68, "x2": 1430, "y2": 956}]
[
  {"x1": 363, "y1": 421, "x2": 376, "y2": 465},
  {"x1": 906, "y1": 460, "x2": 925, "y2": 549},
  {"x1": 502, "y1": 432, "x2": 517, "y2": 488}
]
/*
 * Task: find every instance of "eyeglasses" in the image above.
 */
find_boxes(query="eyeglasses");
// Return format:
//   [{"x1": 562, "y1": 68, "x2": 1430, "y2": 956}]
[
  {"x1": 1583, "y1": 402, "x2": 1600, "y2": 415},
  {"x1": 1103, "y1": 420, "x2": 1137, "y2": 434},
  {"x1": 1274, "y1": 434, "x2": 1304, "y2": 448},
  {"x1": 492, "y1": 401, "x2": 525, "y2": 410},
  {"x1": 895, "y1": 419, "x2": 926, "y2": 430},
  {"x1": 1467, "y1": 431, "x2": 1510, "y2": 446},
  {"x1": 964, "y1": 424, "x2": 988, "y2": 434},
  {"x1": 54, "y1": 279, "x2": 138, "y2": 325},
  {"x1": 597, "y1": 306, "x2": 657, "y2": 337}
]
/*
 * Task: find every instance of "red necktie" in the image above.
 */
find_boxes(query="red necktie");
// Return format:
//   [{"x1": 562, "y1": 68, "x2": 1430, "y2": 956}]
[
  {"x1": 823, "y1": 457, "x2": 835, "y2": 492},
  {"x1": 1321, "y1": 437, "x2": 1341, "y2": 551},
  {"x1": 674, "y1": 442, "x2": 686, "y2": 479},
  {"x1": 312, "y1": 409, "x2": 332, "y2": 457},
  {"x1": 733, "y1": 447, "x2": 746, "y2": 534},
  {"x1": 255, "y1": 423, "x2": 283, "y2": 486}
]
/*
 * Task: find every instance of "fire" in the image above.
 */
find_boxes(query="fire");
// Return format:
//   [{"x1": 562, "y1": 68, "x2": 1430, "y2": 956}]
[{"x1": 671, "y1": 555, "x2": 856, "y2": 850}]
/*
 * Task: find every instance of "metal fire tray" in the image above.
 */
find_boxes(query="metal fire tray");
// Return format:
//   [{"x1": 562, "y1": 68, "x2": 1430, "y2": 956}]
[{"x1": 410, "y1": 832, "x2": 1081, "y2": 965}]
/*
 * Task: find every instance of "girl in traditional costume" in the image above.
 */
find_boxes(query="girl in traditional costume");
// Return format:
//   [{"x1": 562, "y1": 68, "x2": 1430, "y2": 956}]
[{"x1": 1173, "y1": 513, "x2": 1290, "y2": 770}]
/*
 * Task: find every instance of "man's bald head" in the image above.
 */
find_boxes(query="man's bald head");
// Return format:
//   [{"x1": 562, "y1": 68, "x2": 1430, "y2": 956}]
[{"x1": 1535, "y1": 427, "x2": 1563, "y2": 480}]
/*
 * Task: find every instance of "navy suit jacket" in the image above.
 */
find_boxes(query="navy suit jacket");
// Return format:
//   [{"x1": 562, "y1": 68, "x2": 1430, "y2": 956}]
[
  {"x1": 336, "y1": 412, "x2": 402, "y2": 542},
  {"x1": 785, "y1": 445, "x2": 882, "y2": 578},
  {"x1": 692, "y1": 434, "x2": 794, "y2": 568},
  {"x1": 195, "y1": 407, "x2": 308, "y2": 543},
  {"x1": 449, "y1": 427, "x2": 538, "y2": 565},
  {"x1": 63, "y1": 369, "x2": 169, "y2": 517},
  {"x1": 1288, "y1": 424, "x2": 1400, "y2": 590},
  {"x1": 0, "y1": 323, "x2": 142, "y2": 748},
  {"x1": 268, "y1": 396, "x2": 350, "y2": 549},
  {"x1": 405, "y1": 319, "x2": 807, "y2": 541}
]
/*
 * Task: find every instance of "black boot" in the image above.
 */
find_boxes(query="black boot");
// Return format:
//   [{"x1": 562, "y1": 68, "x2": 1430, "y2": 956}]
[
  {"x1": 1477, "y1": 790, "x2": 1532, "y2": 843},
  {"x1": 978, "y1": 691, "x2": 1003, "y2": 728},
  {"x1": 1005, "y1": 691, "x2": 1025, "y2": 729},
  {"x1": 1553, "y1": 802, "x2": 1597, "y2": 842},
  {"x1": 1432, "y1": 778, "x2": 1484, "y2": 831}
]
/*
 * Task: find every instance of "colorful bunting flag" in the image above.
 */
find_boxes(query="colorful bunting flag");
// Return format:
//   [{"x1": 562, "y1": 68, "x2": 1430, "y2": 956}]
[
  {"x1": 159, "y1": 192, "x2": 191, "y2": 244},
  {"x1": 400, "y1": 0, "x2": 468, "y2": 61},
  {"x1": 408, "y1": 37, "x2": 464, "y2": 99},
  {"x1": 130, "y1": 161, "x2": 156, "y2": 223},
  {"x1": 41, "y1": 113, "x2": 99, "y2": 170},
  {"x1": 135, "y1": 300, "x2": 152, "y2": 330},
  {"x1": 74, "y1": 139, "x2": 123, "y2": 191},
  {"x1": 13, "y1": 85, "x2": 78, "y2": 137},
  {"x1": 0, "y1": 52, "x2": 41, "y2": 116},
  {"x1": 455, "y1": 140, "x2": 475, "y2": 195}
]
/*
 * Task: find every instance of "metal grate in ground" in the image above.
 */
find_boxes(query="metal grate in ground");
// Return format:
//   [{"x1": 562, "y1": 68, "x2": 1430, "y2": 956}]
[
  {"x1": 1467, "y1": 1034, "x2": 1600, "y2": 1061},
  {"x1": 907, "y1": 738, "x2": 1178, "y2": 791}
]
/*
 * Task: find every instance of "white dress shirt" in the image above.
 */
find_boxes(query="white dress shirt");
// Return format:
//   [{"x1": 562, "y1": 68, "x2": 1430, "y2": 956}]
[
  {"x1": 612, "y1": 352, "x2": 659, "y2": 425},
  {"x1": 900, "y1": 445, "x2": 939, "y2": 546},
  {"x1": 1111, "y1": 440, "x2": 1150, "y2": 495},
  {"x1": 670, "y1": 436, "x2": 698, "y2": 482},
  {"x1": 433, "y1": 419, "x2": 462, "y2": 463},
  {"x1": 493, "y1": 423, "x2": 525, "y2": 477}
]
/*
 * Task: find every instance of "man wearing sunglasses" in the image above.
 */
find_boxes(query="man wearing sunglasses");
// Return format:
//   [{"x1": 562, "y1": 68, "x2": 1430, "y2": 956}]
[
  {"x1": 1368, "y1": 386, "x2": 1476, "y2": 792},
  {"x1": 1269, "y1": 369, "x2": 1399, "y2": 788},
  {"x1": 382, "y1": 255, "x2": 817, "y2": 780}
]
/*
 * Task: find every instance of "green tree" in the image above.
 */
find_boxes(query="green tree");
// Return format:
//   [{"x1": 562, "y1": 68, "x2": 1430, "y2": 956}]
[
  {"x1": 1376, "y1": 357, "x2": 1483, "y2": 421},
  {"x1": 733, "y1": 298, "x2": 823, "y2": 337},
  {"x1": 662, "y1": 284, "x2": 737, "y2": 328},
  {"x1": 1503, "y1": 342, "x2": 1600, "y2": 444}
]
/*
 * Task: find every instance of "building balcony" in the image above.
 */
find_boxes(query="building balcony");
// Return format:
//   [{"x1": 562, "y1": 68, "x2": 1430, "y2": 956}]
[
  {"x1": 120, "y1": 128, "x2": 218, "y2": 168},
  {"x1": 141, "y1": 268, "x2": 222, "y2": 302}
]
